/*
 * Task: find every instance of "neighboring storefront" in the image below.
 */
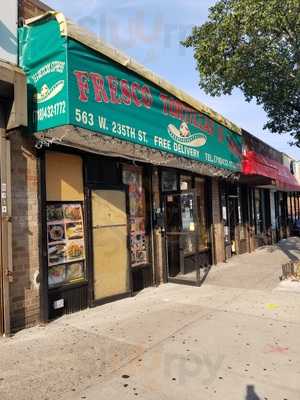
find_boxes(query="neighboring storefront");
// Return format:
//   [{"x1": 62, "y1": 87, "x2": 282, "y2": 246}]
[
  {"x1": 241, "y1": 131, "x2": 300, "y2": 249},
  {"x1": 0, "y1": 0, "x2": 28, "y2": 335},
  {"x1": 289, "y1": 192, "x2": 300, "y2": 223},
  {"x1": 220, "y1": 181, "x2": 249, "y2": 259},
  {"x1": 160, "y1": 169, "x2": 212, "y2": 285},
  {"x1": 0, "y1": 64, "x2": 28, "y2": 335},
  {"x1": 18, "y1": 12, "x2": 244, "y2": 318}
]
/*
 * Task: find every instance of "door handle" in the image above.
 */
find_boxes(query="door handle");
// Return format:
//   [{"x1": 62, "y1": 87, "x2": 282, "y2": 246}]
[{"x1": 93, "y1": 224, "x2": 127, "y2": 229}]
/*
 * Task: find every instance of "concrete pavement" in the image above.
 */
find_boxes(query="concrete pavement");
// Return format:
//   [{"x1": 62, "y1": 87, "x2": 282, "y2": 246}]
[{"x1": 0, "y1": 237, "x2": 300, "y2": 400}]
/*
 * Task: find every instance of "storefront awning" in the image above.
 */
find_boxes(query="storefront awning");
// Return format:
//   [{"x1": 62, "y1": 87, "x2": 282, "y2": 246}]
[
  {"x1": 34, "y1": 127, "x2": 238, "y2": 179},
  {"x1": 19, "y1": 12, "x2": 243, "y2": 173},
  {"x1": 242, "y1": 150, "x2": 300, "y2": 191}
]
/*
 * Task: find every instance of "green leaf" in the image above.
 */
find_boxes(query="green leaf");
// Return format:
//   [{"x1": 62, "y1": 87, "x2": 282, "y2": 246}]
[{"x1": 181, "y1": 0, "x2": 300, "y2": 144}]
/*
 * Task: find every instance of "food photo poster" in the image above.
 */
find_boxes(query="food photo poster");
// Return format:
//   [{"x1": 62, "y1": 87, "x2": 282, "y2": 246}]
[{"x1": 46, "y1": 203, "x2": 86, "y2": 287}]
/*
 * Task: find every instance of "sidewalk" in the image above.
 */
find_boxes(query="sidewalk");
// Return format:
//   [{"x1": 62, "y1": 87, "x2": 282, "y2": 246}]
[
  {"x1": 0, "y1": 238, "x2": 300, "y2": 400},
  {"x1": 205, "y1": 236, "x2": 300, "y2": 290}
]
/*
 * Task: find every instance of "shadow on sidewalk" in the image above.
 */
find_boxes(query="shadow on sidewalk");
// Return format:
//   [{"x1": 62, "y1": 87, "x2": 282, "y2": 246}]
[
  {"x1": 266, "y1": 237, "x2": 300, "y2": 262},
  {"x1": 245, "y1": 385, "x2": 261, "y2": 400}
]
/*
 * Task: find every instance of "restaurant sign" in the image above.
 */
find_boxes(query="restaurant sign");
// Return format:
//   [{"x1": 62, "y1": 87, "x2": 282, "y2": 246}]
[{"x1": 19, "y1": 16, "x2": 242, "y2": 171}]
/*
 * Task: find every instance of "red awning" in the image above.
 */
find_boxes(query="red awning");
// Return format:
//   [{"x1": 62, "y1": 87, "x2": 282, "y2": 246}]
[{"x1": 242, "y1": 150, "x2": 300, "y2": 191}]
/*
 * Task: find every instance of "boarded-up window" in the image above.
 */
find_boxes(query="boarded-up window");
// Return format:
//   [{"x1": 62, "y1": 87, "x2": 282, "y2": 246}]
[{"x1": 45, "y1": 152, "x2": 84, "y2": 201}]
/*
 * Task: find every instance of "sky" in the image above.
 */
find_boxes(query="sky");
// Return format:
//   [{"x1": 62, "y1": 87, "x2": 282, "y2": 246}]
[{"x1": 46, "y1": 0, "x2": 299, "y2": 160}]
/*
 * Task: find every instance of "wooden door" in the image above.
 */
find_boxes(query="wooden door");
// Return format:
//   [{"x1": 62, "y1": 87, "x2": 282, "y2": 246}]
[{"x1": 91, "y1": 189, "x2": 130, "y2": 301}]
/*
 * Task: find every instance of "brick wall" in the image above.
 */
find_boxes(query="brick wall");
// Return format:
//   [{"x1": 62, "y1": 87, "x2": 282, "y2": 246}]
[
  {"x1": 19, "y1": 0, "x2": 52, "y2": 21},
  {"x1": 10, "y1": 132, "x2": 41, "y2": 331},
  {"x1": 211, "y1": 178, "x2": 225, "y2": 263}
]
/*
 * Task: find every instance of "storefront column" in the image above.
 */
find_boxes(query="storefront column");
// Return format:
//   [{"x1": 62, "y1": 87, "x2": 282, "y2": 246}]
[
  {"x1": 244, "y1": 187, "x2": 251, "y2": 253},
  {"x1": 293, "y1": 193, "x2": 297, "y2": 221},
  {"x1": 0, "y1": 104, "x2": 12, "y2": 335},
  {"x1": 269, "y1": 190, "x2": 277, "y2": 244},
  {"x1": 211, "y1": 178, "x2": 225, "y2": 264},
  {"x1": 152, "y1": 168, "x2": 167, "y2": 284},
  {"x1": 248, "y1": 188, "x2": 256, "y2": 252}
]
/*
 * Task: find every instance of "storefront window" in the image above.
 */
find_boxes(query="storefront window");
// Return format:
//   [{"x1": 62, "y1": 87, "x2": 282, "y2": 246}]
[
  {"x1": 45, "y1": 152, "x2": 84, "y2": 201},
  {"x1": 161, "y1": 170, "x2": 178, "y2": 192},
  {"x1": 292, "y1": 193, "x2": 296, "y2": 221},
  {"x1": 278, "y1": 192, "x2": 286, "y2": 227},
  {"x1": 195, "y1": 178, "x2": 208, "y2": 250},
  {"x1": 122, "y1": 164, "x2": 149, "y2": 266},
  {"x1": 294, "y1": 193, "x2": 300, "y2": 219},
  {"x1": 288, "y1": 194, "x2": 293, "y2": 222},
  {"x1": 47, "y1": 203, "x2": 86, "y2": 288},
  {"x1": 181, "y1": 193, "x2": 195, "y2": 232},
  {"x1": 180, "y1": 175, "x2": 192, "y2": 191},
  {"x1": 45, "y1": 152, "x2": 86, "y2": 289},
  {"x1": 270, "y1": 191, "x2": 276, "y2": 229},
  {"x1": 181, "y1": 193, "x2": 197, "y2": 255},
  {"x1": 221, "y1": 188, "x2": 230, "y2": 243},
  {"x1": 249, "y1": 188, "x2": 255, "y2": 227},
  {"x1": 255, "y1": 189, "x2": 262, "y2": 234},
  {"x1": 238, "y1": 186, "x2": 246, "y2": 240}
]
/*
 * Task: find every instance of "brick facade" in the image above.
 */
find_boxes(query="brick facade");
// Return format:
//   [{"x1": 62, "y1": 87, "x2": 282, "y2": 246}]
[{"x1": 10, "y1": 133, "x2": 41, "y2": 331}]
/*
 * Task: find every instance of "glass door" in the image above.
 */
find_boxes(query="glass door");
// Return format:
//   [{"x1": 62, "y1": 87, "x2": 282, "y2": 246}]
[
  {"x1": 221, "y1": 182, "x2": 239, "y2": 258},
  {"x1": 228, "y1": 196, "x2": 237, "y2": 254},
  {"x1": 91, "y1": 189, "x2": 130, "y2": 302},
  {"x1": 164, "y1": 191, "x2": 200, "y2": 285},
  {"x1": 238, "y1": 185, "x2": 248, "y2": 254}
]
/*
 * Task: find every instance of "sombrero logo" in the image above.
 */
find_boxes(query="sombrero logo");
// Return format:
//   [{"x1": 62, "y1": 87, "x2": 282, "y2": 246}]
[
  {"x1": 167, "y1": 122, "x2": 207, "y2": 147},
  {"x1": 34, "y1": 80, "x2": 65, "y2": 103}
]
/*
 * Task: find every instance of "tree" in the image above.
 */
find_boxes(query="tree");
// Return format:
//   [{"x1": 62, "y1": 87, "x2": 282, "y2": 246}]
[{"x1": 182, "y1": 0, "x2": 300, "y2": 146}]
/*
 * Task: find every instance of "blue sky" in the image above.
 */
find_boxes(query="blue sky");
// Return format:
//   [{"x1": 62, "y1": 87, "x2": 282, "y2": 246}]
[{"x1": 46, "y1": 0, "x2": 299, "y2": 159}]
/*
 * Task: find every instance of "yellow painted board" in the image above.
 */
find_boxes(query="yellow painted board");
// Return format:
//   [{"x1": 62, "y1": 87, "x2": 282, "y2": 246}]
[
  {"x1": 46, "y1": 152, "x2": 84, "y2": 201},
  {"x1": 92, "y1": 190, "x2": 129, "y2": 300}
]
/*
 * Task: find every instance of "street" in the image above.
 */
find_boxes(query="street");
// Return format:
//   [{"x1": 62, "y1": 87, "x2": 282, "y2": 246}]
[{"x1": 1, "y1": 237, "x2": 300, "y2": 400}]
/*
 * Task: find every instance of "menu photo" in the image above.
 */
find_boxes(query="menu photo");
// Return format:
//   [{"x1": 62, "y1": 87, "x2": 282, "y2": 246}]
[
  {"x1": 47, "y1": 204, "x2": 64, "y2": 222},
  {"x1": 48, "y1": 261, "x2": 85, "y2": 288},
  {"x1": 47, "y1": 202, "x2": 85, "y2": 260},
  {"x1": 63, "y1": 204, "x2": 82, "y2": 221},
  {"x1": 66, "y1": 221, "x2": 84, "y2": 240},
  {"x1": 66, "y1": 261, "x2": 85, "y2": 283},
  {"x1": 48, "y1": 242, "x2": 67, "y2": 266},
  {"x1": 48, "y1": 264, "x2": 66, "y2": 288},
  {"x1": 131, "y1": 231, "x2": 147, "y2": 266},
  {"x1": 46, "y1": 203, "x2": 86, "y2": 288},
  {"x1": 65, "y1": 239, "x2": 85, "y2": 262},
  {"x1": 48, "y1": 223, "x2": 65, "y2": 243}
]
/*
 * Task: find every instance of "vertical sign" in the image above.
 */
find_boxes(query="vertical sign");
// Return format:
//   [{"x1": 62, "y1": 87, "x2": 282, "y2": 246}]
[{"x1": 0, "y1": 1, "x2": 18, "y2": 64}]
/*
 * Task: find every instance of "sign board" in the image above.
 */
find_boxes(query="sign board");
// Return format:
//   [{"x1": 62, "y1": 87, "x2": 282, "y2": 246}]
[
  {"x1": 19, "y1": 16, "x2": 243, "y2": 172},
  {"x1": 0, "y1": 1, "x2": 18, "y2": 64}
]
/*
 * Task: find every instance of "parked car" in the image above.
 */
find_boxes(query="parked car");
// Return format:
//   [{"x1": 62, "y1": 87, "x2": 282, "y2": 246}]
[{"x1": 291, "y1": 219, "x2": 300, "y2": 236}]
